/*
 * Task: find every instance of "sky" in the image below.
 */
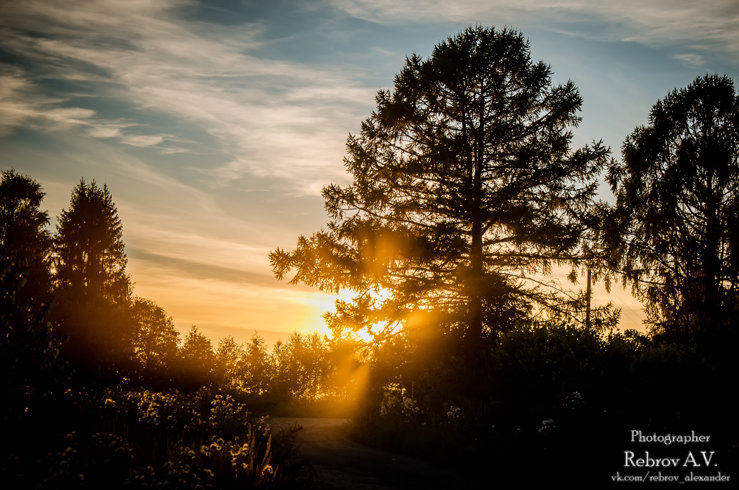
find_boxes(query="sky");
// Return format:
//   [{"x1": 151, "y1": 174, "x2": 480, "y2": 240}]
[{"x1": 1, "y1": 0, "x2": 737, "y2": 345}]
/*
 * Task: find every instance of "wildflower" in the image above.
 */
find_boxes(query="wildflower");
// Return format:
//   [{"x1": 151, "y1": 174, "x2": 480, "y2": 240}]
[
  {"x1": 380, "y1": 403, "x2": 388, "y2": 416},
  {"x1": 538, "y1": 418, "x2": 556, "y2": 434},
  {"x1": 401, "y1": 397, "x2": 420, "y2": 416},
  {"x1": 445, "y1": 405, "x2": 461, "y2": 421},
  {"x1": 564, "y1": 390, "x2": 584, "y2": 409}
]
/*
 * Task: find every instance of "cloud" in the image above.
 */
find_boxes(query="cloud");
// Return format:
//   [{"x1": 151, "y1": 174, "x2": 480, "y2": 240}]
[
  {"x1": 0, "y1": 63, "x2": 185, "y2": 153},
  {"x1": 128, "y1": 248, "x2": 277, "y2": 289},
  {"x1": 122, "y1": 134, "x2": 165, "y2": 147},
  {"x1": 2, "y1": 0, "x2": 735, "y2": 190},
  {"x1": 0, "y1": 0, "x2": 373, "y2": 195},
  {"x1": 329, "y1": 0, "x2": 739, "y2": 60},
  {"x1": 85, "y1": 123, "x2": 131, "y2": 139},
  {"x1": 673, "y1": 53, "x2": 705, "y2": 67},
  {"x1": 0, "y1": 67, "x2": 96, "y2": 135}
]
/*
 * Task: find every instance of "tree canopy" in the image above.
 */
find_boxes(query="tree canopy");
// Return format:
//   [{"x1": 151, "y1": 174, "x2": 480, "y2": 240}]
[
  {"x1": 52, "y1": 179, "x2": 134, "y2": 370},
  {"x1": 606, "y1": 74, "x2": 739, "y2": 339},
  {"x1": 54, "y1": 179, "x2": 130, "y2": 303},
  {"x1": 131, "y1": 297, "x2": 180, "y2": 374},
  {"x1": 271, "y1": 26, "x2": 608, "y2": 346},
  {"x1": 0, "y1": 169, "x2": 52, "y2": 310}
]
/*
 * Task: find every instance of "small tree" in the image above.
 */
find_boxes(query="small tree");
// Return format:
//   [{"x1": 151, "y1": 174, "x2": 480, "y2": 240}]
[
  {"x1": 214, "y1": 336, "x2": 242, "y2": 389},
  {"x1": 131, "y1": 297, "x2": 179, "y2": 375},
  {"x1": 606, "y1": 74, "x2": 739, "y2": 340},
  {"x1": 272, "y1": 332, "x2": 330, "y2": 401},
  {"x1": 238, "y1": 333, "x2": 274, "y2": 396},
  {"x1": 178, "y1": 326, "x2": 216, "y2": 386}
]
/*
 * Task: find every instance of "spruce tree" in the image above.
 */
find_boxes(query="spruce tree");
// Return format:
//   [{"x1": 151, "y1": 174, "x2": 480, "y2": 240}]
[{"x1": 271, "y1": 27, "x2": 607, "y2": 348}]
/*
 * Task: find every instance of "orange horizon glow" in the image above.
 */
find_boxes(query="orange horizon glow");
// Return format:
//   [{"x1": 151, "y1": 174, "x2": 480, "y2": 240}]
[{"x1": 128, "y1": 252, "x2": 646, "y2": 349}]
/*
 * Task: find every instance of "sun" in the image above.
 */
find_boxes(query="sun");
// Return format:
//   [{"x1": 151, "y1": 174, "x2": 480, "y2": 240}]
[{"x1": 298, "y1": 286, "x2": 398, "y2": 342}]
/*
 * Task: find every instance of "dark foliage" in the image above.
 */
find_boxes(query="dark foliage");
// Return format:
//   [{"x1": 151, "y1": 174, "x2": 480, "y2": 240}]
[
  {"x1": 271, "y1": 26, "x2": 609, "y2": 353},
  {"x1": 52, "y1": 179, "x2": 136, "y2": 375},
  {"x1": 0, "y1": 169, "x2": 53, "y2": 314},
  {"x1": 352, "y1": 322, "x2": 739, "y2": 487},
  {"x1": 607, "y1": 74, "x2": 739, "y2": 342}
]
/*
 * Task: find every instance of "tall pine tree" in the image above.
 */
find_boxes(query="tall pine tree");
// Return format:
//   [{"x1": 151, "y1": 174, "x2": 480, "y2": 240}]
[
  {"x1": 53, "y1": 179, "x2": 133, "y2": 373},
  {"x1": 271, "y1": 27, "x2": 608, "y2": 349}
]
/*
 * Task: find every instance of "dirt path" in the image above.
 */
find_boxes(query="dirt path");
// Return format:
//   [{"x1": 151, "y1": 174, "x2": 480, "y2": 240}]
[{"x1": 270, "y1": 417, "x2": 466, "y2": 490}]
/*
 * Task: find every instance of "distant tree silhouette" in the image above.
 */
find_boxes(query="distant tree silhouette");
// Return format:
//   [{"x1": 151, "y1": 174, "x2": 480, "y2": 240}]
[
  {"x1": 130, "y1": 297, "x2": 179, "y2": 375},
  {"x1": 52, "y1": 179, "x2": 134, "y2": 372},
  {"x1": 0, "y1": 169, "x2": 52, "y2": 311},
  {"x1": 272, "y1": 332, "x2": 331, "y2": 401},
  {"x1": 239, "y1": 333, "x2": 274, "y2": 396},
  {"x1": 271, "y1": 26, "x2": 608, "y2": 347},
  {"x1": 54, "y1": 179, "x2": 130, "y2": 302},
  {"x1": 606, "y1": 74, "x2": 739, "y2": 340},
  {"x1": 214, "y1": 336, "x2": 242, "y2": 389},
  {"x1": 178, "y1": 325, "x2": 216, "y2": 385}
]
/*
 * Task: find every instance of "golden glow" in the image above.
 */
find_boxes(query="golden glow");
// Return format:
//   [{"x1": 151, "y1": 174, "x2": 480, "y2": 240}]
[
  {"x1": 130, "y1": 249, "x2": 644, "y2": 348},
  {"x1": 301, "y1": 286, "x2": 399, "y2": 341}
]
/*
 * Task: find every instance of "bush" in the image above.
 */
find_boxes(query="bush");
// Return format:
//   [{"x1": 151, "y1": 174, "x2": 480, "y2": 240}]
[{"x1": 2, "y1": 384, "x2": 302, "y2": 489}]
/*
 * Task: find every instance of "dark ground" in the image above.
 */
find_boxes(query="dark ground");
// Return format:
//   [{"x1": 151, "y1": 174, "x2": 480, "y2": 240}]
[{"x1": 270, "y1": 418, "x2": 472, "y2": 490}]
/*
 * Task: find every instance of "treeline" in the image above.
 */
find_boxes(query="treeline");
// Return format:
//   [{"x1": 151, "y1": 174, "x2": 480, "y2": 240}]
[
  {"x1": 178, "y1": 328, "x2": 365, "y2": 413},
  {"x1": 1, "y1": 170, "x2": 357, "y2": 403},
  {"x1": 0, "y1": 172, "x2": 334, "y2": 488}
]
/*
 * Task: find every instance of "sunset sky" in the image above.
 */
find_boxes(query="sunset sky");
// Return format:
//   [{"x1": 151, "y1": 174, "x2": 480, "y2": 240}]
[{"x1": 1, "y1": 0, "x2": 737, "y2": 344}]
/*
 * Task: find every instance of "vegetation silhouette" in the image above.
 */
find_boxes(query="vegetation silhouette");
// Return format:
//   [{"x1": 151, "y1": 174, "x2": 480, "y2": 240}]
[
  {"x1": 1, "y1": 26, "x2": 738, "y2": 489},
  {"x1": 606, "y1": 74, "x2": 739, "y2": 347},
  {"x1": 52, "y1": 179, "x2": 135, "y2": 377},
  {"x1": 271, "y1": 26, "x2": 610, "y2": 352},
  {"x1": 0, "y1": 173, "x2": 325, "y2": 488},
  {"x1": 130, "y1": 297, "x2": 179, "y2": 380},
  {"x1": 269, "y1": 27, "x2": 739, "y2": 488},
  {"x1": 0, "y1": 169, "x2": 53, "y2": 313}
]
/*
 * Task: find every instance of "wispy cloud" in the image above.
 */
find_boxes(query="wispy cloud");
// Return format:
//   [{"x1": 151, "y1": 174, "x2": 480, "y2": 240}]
[
  {"x1": 673, "y1": 53, "x2": 705, "y2": 67},
  {"x1": 330, "y1": 0, "x2": 739, "y2": 61},
  {"x1": 0, "y1": 63, "x2": 187, "y2": 154},
  {"x1": 0, "y1": 0, "x2": 373, "y2": 195},
  {"x1": 0, "y1": 67, "x2": 96, "y2": 135},
  {"x1": 85, "y1": 122, "x2": 135, "y2": 139},
  {"x1": 122, "y1": 134, "x2": 165, "y2": 148}
]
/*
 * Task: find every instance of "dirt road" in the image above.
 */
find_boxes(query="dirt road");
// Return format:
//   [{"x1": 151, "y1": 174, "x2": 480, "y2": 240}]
[{"x1": 269, "y1": 418, "x2": 465, "y2": 490}]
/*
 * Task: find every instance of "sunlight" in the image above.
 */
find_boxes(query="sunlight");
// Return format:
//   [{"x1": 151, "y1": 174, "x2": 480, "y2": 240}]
[
  {"x1": 301, "y1": 288, "x2": 357, "y2": 333},
  {"x1": 369, "y1": 286, "x2": 393, "y2": 304},
  {"x1": 359, "y1": 319, "x2": 404, "y2": 343},
  {"x1": 299, "y1": 286, "x2": 398, "y2": 341}
]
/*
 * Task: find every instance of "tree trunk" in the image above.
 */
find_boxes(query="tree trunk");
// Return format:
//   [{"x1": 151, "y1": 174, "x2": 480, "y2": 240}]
[
  {"x1": 469, "y1": 220, "x2": 484, "y2": 343},
  {"x1": 585, "y1": 266, "x2": 592, "y2": 329},
  {"x1": 467, "y1": 82, "x2": 486, "y2": 344}
]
